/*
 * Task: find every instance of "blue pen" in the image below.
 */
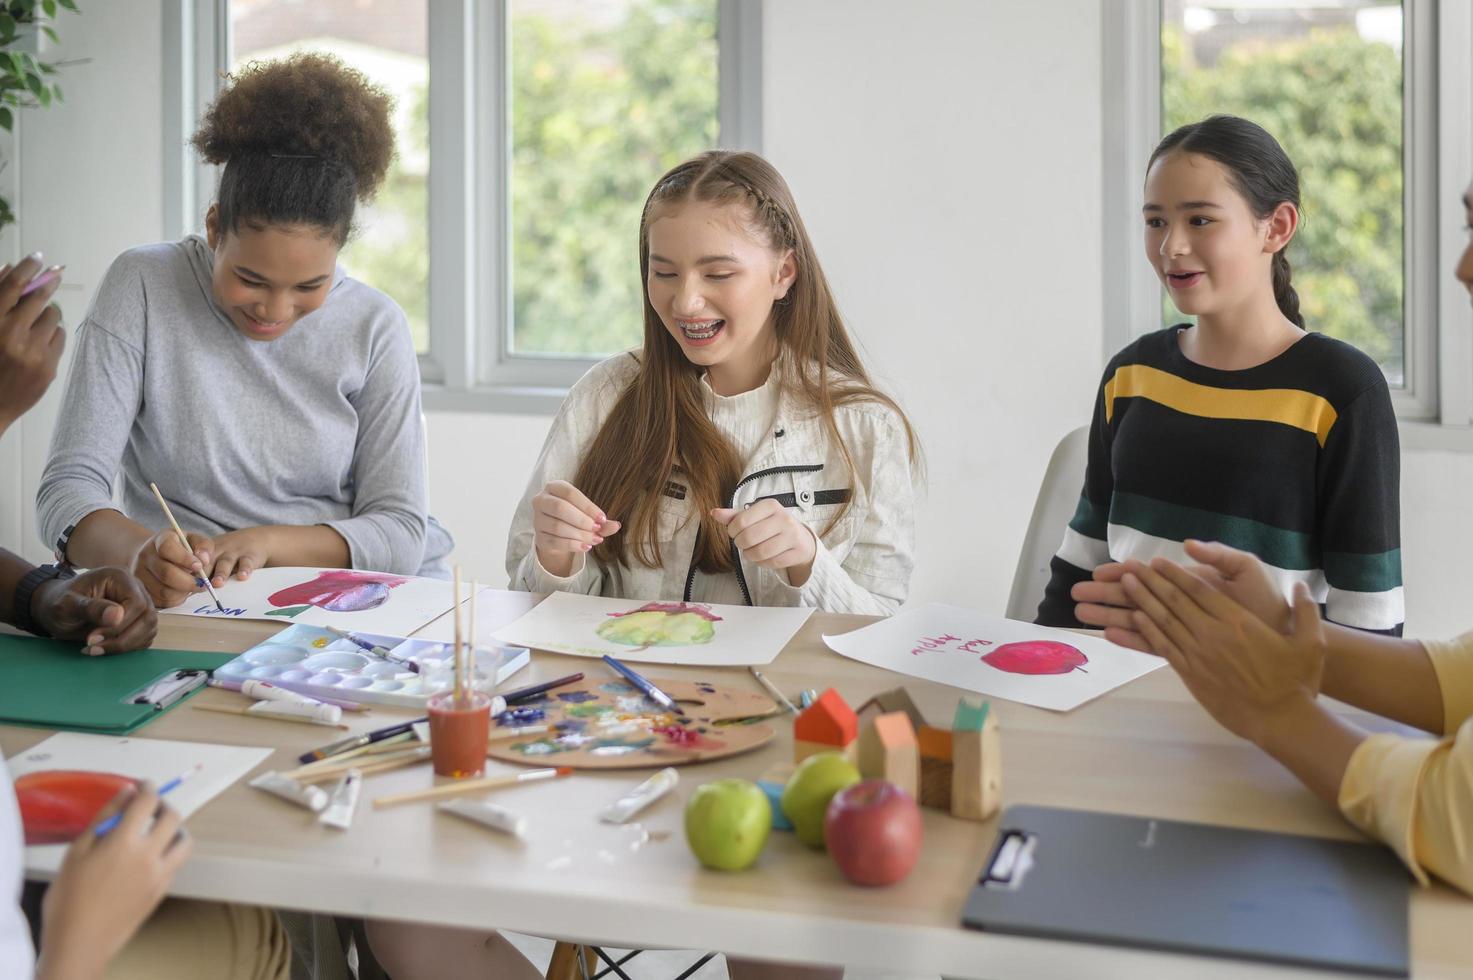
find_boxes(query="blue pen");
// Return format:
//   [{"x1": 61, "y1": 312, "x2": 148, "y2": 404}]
[
  {"x1": 601, "y1": 655, "x2": 685, "y2": 716},
  {"x1": 94, "y1": 764, "x2": 201, "y2": 838}
]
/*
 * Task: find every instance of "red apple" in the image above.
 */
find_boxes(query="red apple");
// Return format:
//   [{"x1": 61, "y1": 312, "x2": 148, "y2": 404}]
[
  {"x1": 823, "y1": 779, "x2": 923, "y2": 886},
  {"x1": 981, "y1": 640, "x2": 1088, "y2": 675}
]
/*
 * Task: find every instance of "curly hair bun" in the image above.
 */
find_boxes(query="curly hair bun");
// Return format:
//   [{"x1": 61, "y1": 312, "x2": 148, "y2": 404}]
[{"x1": 191, "y1": 52, "x2": 395, "y2": 200}]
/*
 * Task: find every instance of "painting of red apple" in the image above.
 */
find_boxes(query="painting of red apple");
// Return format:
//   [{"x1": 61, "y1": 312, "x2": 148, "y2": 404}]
[
  {"x1": 15, "y1": 770, "x2": 139, "y2": 844},
  {"x1": 267, "y1": 570, "x2": 410, "y2": 614},
  {"x1": 981, "y1": 640, "x2": 1088, "y2": 675}
]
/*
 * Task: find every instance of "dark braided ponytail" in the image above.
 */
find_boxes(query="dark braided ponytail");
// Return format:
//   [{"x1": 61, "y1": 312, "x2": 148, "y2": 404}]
[{"x1": 1149, "y1": 115, "x2": 1305, "y2": 329}]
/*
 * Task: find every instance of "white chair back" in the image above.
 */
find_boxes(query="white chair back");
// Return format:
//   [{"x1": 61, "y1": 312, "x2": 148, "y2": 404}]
[{"x1": 1005, "y1": 426, "x2": 1091, "y2": 621}]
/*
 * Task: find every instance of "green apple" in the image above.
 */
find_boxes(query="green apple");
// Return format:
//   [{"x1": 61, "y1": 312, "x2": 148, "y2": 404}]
[
  {"x1": 781, "y1": 752, "x2": 862, "y2": 849},
  {"x1": 684, "y1": 778, "x2": 772, "y2": 871}
]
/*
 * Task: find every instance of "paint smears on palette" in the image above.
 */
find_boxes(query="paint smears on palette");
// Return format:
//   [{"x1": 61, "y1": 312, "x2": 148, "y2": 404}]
[
  {"x1": 213, "y1": 625, "x2": 531, "y2": 709},
  {"x1": 486, "y1": 677, "x2": 777, "y2": 770},
  {"x1": 158, "y1": 567, "x2": 458, "y2": 637}
]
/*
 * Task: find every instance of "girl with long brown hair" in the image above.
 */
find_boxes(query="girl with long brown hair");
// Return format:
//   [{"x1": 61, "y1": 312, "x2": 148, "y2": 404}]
[{"x1": 506, "y1": 150, "x2": 920, "y2": 616}]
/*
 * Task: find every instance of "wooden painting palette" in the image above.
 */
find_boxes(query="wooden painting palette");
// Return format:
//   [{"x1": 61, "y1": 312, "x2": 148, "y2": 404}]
[{"x1": 486, "y1": 677, "x2": 777, "y2": 770}]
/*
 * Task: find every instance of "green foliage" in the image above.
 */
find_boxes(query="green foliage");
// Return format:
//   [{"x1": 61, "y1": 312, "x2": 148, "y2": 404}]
[
  {"x1": 335, "y1": 0, "x2": 717, "y2": 357},
  {"x1": 340, "y1": 81, "x2": 429, "y2": 351},
  {"x1": 508, "y1": 0, "x2": 718, "y2": 356},
  {"x1": 1162, "y1": 26, "x2": 1404, "y2": 379},
  {"x1": 0, "y1": 0, "x2": 78, "y2": 229}
]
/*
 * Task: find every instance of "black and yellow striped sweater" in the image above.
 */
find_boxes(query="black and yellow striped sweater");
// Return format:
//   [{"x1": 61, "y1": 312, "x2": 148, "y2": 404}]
[{"x1": 1036, "y1": 326, "x2": 1403, "y2": 635}]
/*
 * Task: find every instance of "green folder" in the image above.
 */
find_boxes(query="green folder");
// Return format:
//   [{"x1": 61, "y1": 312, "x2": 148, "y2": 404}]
[{"x1": 0, "y1": 633, "x2": 235, "y2": 736}]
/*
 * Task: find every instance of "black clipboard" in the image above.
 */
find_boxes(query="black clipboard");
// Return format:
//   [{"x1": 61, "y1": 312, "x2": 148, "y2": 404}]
[{"x1": 961, "y1": 805, "x2": 1411, "y2": 976}]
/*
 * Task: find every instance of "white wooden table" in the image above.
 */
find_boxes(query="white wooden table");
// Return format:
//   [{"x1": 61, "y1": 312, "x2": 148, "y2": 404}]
[{"x1": 2, "y1": 591, "x2": 1466, "y2": 979}]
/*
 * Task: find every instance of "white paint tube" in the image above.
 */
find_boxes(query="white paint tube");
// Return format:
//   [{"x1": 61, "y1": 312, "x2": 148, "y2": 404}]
[
  {"x1": 249, "y1": 771, "x2": 329, "y2": 812},
  {"x1": 247, "y1": 700, "x2": 343, "y2": 726},
  {"x1": 439, "y1": 798, "x2": 528, "y2": 838},
  {"x1": 598, "y1": 767, "x2": 679, "y2": 824},
  {"x1": 319, "y1": 770, "x2": 361, "y2": 830},
  {"x1": 242, "y1": 679, "x2": 322, "y2": 706}
]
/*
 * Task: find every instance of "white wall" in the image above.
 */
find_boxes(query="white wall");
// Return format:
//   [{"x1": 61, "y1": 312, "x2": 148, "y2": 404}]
[{"x1": 2, "y1": 0, "x2": 1470, "y2": 638}]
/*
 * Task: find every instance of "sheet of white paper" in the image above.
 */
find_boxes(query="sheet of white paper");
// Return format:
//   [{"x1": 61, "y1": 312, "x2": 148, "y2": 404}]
[
  {"x1": 412, "y1": 588, "x2": 535, "y2": 642},
  {"x1": 7, "y1": 733, "x2": 272, "y2": 872},
  {"x1": 822, "y1": 603, "x2": 1164, "y2": 712},
  {"x1": 491, "y1": 592, "x2": 813, "y2": 666},
  {"x1": 159, "y1": 566, "x2": 456, "y2": 637}
]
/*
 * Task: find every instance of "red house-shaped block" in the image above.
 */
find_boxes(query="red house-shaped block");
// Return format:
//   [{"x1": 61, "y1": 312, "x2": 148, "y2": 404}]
[{"x1": 793, "y1": 688, "x2": 858, "y2": 762}]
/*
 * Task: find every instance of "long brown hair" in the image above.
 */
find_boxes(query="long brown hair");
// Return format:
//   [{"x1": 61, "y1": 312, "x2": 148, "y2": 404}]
[{"x1": 575, "y1": 150, "x2": 918, "y2": 573}]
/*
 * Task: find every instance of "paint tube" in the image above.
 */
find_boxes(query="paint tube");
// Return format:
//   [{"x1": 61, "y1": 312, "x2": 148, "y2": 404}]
[
  {"x1": 598, "y1": 767, "x2": 678, "y2": 824},
  {"x1": 247, "y1": 700, "x2": 342, "y2": 726},
  {"x1": 439, "y1": 798, "x2": 528, "y2": 837},
  {"x1": 249, "y1": 771, "x2": 329, "y2": 812},
  {"x1": 319, "y1": 770, "x2": 361, "y2": 830},
  {"x1": 242, "y1": 679, "x2": 323, "y2": 706}
]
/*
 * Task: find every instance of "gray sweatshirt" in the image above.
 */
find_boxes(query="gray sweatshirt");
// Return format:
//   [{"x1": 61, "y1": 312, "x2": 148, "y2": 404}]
[{"x1": 37, "y1": 236, "x2": 452, "y2": 578}]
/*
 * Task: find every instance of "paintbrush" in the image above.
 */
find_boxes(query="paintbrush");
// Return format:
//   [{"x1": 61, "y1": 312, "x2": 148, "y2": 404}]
[
  {"x1": 148, "y1": 482, "x2": 225, "y2": 613},
  {"x1": 372, "y1": 766, "x2": 572, "y2": 809},
  {"x1": 326, "y1": 627, "x2": 421, "y2": 674}
]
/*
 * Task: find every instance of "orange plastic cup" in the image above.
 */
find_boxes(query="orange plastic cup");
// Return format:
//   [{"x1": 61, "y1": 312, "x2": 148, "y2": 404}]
[{"x1": 428, "y1": 690, "x2": 492, "y2": 778}]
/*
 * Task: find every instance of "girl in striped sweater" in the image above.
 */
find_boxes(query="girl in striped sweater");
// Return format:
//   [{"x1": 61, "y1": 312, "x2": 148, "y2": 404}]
[{"x1": 1037, "y1": 115, "x2": 1402, "y2": 635}]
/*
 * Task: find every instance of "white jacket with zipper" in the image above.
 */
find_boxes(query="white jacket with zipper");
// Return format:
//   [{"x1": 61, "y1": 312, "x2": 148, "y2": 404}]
[{"x1": 505, "y1": 351, "x2": 917, "y2": 615}]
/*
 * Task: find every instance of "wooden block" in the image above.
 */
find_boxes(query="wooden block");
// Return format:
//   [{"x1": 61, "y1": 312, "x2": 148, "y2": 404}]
[
  {"x1": 917, "y1": 724, "x2": 953, "y2": 761},
  {"x1": 918, "y1": 753, "x2": 952, "y2": 810},
  {"x1": 857, "y1": 711, "x2": 919, "y2": 798},
  {"x1": 793, "y1": 688, "x2": 858, "y2": 762},
  {"x1": 794, "y1": 738, "x2": 856, "y2": 764},
  {"x1": 856, "y1": 687, "x2": 926, "y2": 733},
  {"x1": 951, "y1": 698, "x2": 1001, "y2": 821}
]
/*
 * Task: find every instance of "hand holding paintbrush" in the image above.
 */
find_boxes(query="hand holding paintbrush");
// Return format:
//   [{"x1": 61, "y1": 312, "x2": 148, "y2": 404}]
[{"x1": 146, "y1": 483, "x2": 225, "y2": 612}]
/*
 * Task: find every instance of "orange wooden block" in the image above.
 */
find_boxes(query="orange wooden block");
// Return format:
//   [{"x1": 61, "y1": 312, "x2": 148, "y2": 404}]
[
  {"x1": 858, "y1": 711, "x2": 918, "y2": 798},
  {"x1": 917, "y1": 724, "x2": 953, "y2": 761},
  {"x1": 793, "y1": 688, "x2": 857, "y2": 763}
]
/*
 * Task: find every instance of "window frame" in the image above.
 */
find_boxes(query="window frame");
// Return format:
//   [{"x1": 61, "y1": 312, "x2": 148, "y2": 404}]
[
  {"x1": 1102, "y1": 0, "x2": 1473, "y2": 441},
  {"x1": 166, "y1": 0, "x2": 759, "y2": 415}
]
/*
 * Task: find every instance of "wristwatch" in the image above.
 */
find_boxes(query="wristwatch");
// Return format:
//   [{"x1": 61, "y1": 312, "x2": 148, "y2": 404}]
[{"x1": 12, "y1": 562, "x2": 75, "y2": 637}]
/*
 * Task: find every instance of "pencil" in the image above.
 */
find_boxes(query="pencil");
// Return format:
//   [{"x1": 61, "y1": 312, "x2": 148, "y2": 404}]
[
  {"x1": 372, "y1": 766, "x2": 572, "y2": 809},
  {"x1": 191, "y1": 701, "x2": 349, "y2": 729},
  {"x1": 452, "y1": 567, "x2": 464, "y2": 703},
  {"x1": 148, "y1": 482, "x2": 226, "y2": 613},
  {"x1": 748, "y1": 667, "x2": 798, "y2": 713}
]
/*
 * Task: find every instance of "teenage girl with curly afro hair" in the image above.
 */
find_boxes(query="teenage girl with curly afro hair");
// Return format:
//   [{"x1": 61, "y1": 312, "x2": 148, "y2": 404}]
[{"x1": 38, "y1": 52, "x2": 454, "y2": 607}]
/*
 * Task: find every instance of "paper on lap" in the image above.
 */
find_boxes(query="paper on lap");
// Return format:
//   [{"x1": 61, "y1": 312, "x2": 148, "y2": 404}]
[
  {"x1": 7, "y1": 733, "x2": 271, "y2": 871},
  {"x1": 822, "y1": 603, "x2": 1164, "y2": 712}
]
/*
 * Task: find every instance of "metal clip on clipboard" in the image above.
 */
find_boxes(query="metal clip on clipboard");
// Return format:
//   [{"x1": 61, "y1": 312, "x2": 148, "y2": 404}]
[
  {"x1": 979, "y1": 828, "x2": 1039, "y2": 892},
  {"x1": 126, "y1": 668, "x2": 209, "y2": 711}
]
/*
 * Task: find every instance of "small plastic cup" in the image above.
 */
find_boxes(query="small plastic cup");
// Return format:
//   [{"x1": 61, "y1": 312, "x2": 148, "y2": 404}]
[{"x1": 428, "y1": 690, "x2": 492, "y2": 778}]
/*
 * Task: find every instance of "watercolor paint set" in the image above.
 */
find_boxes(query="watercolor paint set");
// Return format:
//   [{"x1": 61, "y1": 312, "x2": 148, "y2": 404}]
[{"x1": 212, "y1": 624, "x2": 531, "y2": 709}]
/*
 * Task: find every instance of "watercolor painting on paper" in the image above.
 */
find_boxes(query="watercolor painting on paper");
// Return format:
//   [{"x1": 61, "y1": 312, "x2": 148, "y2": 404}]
[
  {"x1": 823, "y1": 603, "x2": 1163, "y2": 712},
  {"x1": 158, "y1": 566, "x2": 458, "y2": 637},
  {"x1": 492, "y1": 592, "x2": 811, "y2": 666}
]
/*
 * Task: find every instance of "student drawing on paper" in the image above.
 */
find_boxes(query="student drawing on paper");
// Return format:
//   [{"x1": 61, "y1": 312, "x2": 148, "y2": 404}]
[
  {"x1": 595, "y1": 600, "x2": 722, "y2": 647},
  {"x1": 35, "y1": 53, "x2": 453, "y2": 613}
]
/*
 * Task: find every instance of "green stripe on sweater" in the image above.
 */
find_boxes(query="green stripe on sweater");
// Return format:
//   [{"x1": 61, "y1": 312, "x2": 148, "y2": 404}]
[
  {"x1": 1324, "y1": 549, "x2": 1403, "y2": 593},
  {"x1": 1068, "y1": 494, "x2": 1108, "y2": 540},
  {"x1": 1109, "y1": 492, "x2": 1316, "y2": 570}
]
